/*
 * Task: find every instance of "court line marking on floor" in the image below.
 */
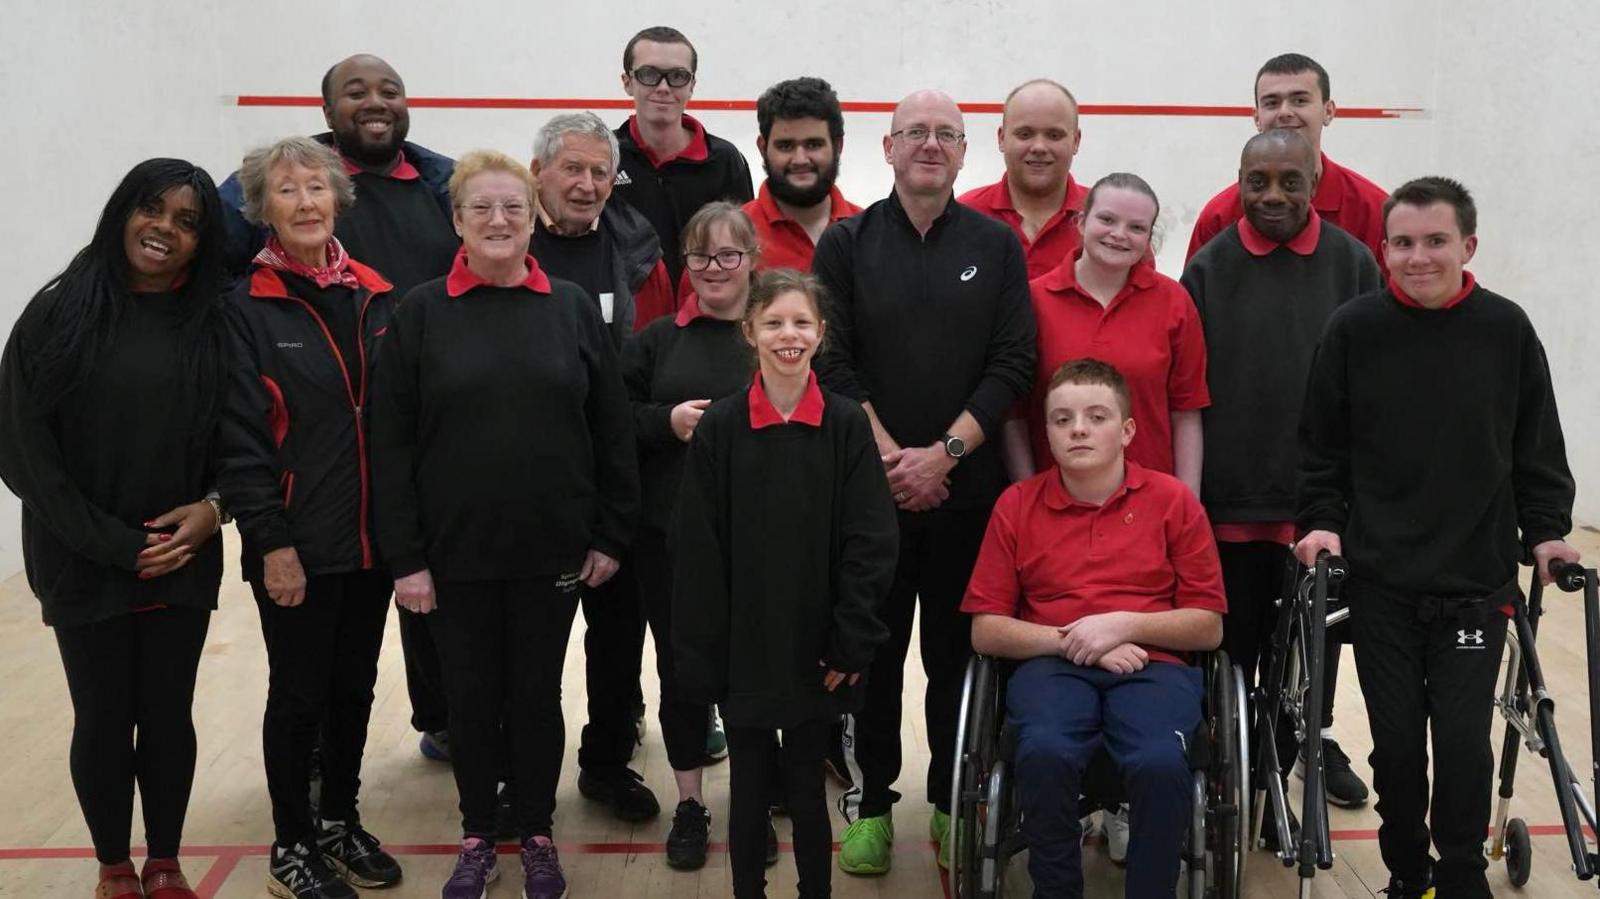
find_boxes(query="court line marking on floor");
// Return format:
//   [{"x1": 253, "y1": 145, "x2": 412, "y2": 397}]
[{"x1": 233, "y1": 96, "x2": 1426, "y2": 119}]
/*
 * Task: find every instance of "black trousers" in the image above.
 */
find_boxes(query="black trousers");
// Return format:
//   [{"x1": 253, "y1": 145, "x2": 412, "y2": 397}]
[
  {"x1": 728, "y1": 719, "x2": 833, "y2": 899},
  {"x1": 1218, "y1": 541, "x2": 1314, "y2": 784},
  {"x1": 848, "y1": 506, "x2": 988, "y2": 819},
  {"x1": 430, "y1": 575, "x2": 581, "y2": 840},
  {"x1": 54, "y1": 605, "x2": 211, "y2": 864},
  {"x1": 397, "y1": 606, "x2": 449, "y2": 733},
  {"x1": 634, "y1": 528, "x2": 711, "y2": 771},
  {"x1": 577, "y1": 552, "x2": 648, "y2": 775},
  {"x1": 253, "y1": 569, "x2": 391, "y2": 846},
  {"x1": 1350, "y1": 579, "x2": 1507, "y2": 897}
]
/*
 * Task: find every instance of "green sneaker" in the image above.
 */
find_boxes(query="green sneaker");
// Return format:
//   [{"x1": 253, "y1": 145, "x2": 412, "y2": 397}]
[
  {"x1": 930, "y1": 809, "x2": 950, "y2": 870},
  {"x1": 704, "y1": 707, "x2": 728, "y2": 763},
  {"x1": 838, "y1": 814, "x2": 894, "y2": 875}
]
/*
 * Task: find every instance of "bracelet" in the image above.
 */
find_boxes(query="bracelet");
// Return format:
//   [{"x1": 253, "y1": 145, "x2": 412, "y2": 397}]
[{"x1": 203, "y1": 496, "x2": 228, "y2": 533}]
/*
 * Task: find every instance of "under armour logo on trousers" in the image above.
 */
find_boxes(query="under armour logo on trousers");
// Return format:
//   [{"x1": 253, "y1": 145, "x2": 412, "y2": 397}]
[{"x1": 1457, "y1": 628, "x2": 1486, "y2": 648}]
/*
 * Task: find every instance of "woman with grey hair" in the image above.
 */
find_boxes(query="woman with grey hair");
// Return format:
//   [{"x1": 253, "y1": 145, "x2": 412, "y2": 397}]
[{"x1": 216, "y1": 136, "x2": 402, "y2": 899}]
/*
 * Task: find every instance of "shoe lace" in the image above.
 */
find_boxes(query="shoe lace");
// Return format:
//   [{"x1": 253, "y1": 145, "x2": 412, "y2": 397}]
[
  {"x1": 845, "y1": 816, "x2": 889, "y2": 841},
  {"x1": 522, "y1": 839, "x2": 562, "y2": 878},
  {"x1": 278, "y1": 845, "x2": 338, "y2": 889},
  {"x1": 672, "y1": 802, "x2": 710, "y2": 840},
  {"x1": 447, "y1": 840, "x2": 496, "y2": 884},
  {"x1": 1322, "y1": 738, "x2": 1353, "y2": 769},
  {"x1": 341, "y1": 825, "x2": 383, "y2": 860}
]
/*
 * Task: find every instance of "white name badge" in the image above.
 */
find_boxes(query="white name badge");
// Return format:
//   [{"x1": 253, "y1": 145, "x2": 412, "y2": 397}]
[{"x1": 599, "y1": 292, "x2": 615, "y2": 323}]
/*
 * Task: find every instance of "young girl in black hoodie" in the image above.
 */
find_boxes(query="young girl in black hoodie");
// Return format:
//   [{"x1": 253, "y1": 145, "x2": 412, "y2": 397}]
[{"x1": 672, "y1": 269, "x2": 898, "y2": 897}]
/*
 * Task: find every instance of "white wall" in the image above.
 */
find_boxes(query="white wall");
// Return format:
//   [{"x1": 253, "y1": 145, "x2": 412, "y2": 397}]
[{"x1": 1, "y1": 0, "x2": 1595, "y2": 575}]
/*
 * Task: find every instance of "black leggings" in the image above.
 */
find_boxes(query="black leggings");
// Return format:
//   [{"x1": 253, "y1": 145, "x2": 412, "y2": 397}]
[
  {"x1": 635, "y1": 528, "x2": 711, "y2": 771},
  {"x1": 727, "y1": 719, "x2": 833, "y2": 899},
  {"x1": 253, "y1": 569, "x2": 392, "y2": 846},
  {"x1": 430, "y1": 575, "x2": 581, "y2": 840},
  {"x1": 54, "y1": 605, "x2": 211, "y2": 864}
]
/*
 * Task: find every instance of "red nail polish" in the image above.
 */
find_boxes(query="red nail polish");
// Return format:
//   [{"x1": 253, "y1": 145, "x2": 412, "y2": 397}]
[{"x1": 159, "y1": 534, "x2": 173, "y2": 542}]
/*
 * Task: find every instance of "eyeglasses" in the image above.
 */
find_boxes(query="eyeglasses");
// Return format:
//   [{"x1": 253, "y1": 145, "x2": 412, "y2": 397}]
[
  {"x1": 684, "y1": 249, "x2": 747, "y2": 272},
  {"x1": 891, "y1": 127, "x2": 965, "y2": 148},
  {"x1": 459, "y1": 199, "x2": 530, "y2": 221},
  {"x1": 630, "y1": 66, "x2": 694, "y2": 88}
]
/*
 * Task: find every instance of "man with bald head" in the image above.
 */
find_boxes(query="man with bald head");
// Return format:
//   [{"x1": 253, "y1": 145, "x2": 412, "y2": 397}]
[
  {"x1": 959, "y1": 79, "x2": 1086, "y2": 279},
  {"x1": 813, "y1": 89, "x2": 1035, "y2": 875},
  {"x1": 1181, "y1": 129, "x2": 1379, "y2": 840},
  {"x1": 220, "y1": 54, "x2": 458, "y2": 297},
  {"x1": 1187, "y1": 53, "x2": 1388, "y2": 268},
  {"x1": 219, "y1": 54, "x2": 459, "y2": 766}
]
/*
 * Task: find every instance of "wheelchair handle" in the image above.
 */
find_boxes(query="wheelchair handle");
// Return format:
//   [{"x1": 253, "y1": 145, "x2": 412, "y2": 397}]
[
  {"x1": 1548, "y1": 559, "x2": 1587, "y2": 593},
  {"x1": 1315, "y1": 550, "x2": 1349, "y2": 584}
]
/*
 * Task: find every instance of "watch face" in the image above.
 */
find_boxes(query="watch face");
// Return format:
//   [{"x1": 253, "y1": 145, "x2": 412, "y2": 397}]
[{"x1": 946, "y1": 435, "x2": 966, "y2": 457}]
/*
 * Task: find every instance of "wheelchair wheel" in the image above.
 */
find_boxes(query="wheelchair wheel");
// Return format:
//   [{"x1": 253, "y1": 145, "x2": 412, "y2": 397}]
[
  {"x1": 1204, "y1": 653, "x2": 1247, "y2": 899},
  {"x1": 951, "y1": 656, "x2": 1002, "y2": 899},
  {"x1": 1504, "y1": 817, "x2": 1532, "y2": 887}
]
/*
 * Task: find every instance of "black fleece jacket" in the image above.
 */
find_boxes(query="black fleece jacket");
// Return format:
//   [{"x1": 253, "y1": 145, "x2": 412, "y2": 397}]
[
  {"x1": 369, "y1": 269, "x2": 639, "y2": 581},
  {"x1": 1297, "y1": 284, "x2": 1574, "y2": 596},
  {"x1": 0, "y1": 289, "x2": 223, "y2": 626},
  {"x1": 671, "y1": 388, "x2": 897, "y2": 727}
]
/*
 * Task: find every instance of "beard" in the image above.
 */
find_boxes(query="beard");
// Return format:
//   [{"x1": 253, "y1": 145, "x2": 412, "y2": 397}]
[
  {"x1": 763, "y1": 156, "x2": 840, "y2": 208},
  {"x1": 332, "y1": 117, "x2": 410, "y2": 169}
]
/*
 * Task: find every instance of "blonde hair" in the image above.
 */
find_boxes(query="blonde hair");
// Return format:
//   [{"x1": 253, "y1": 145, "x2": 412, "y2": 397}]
[
  {"x1": 448, "y1": 149, "x2": 537, "y2": 207},
  {"x1": 238, "y1": 137, "x2": 355, "y2": 225}
]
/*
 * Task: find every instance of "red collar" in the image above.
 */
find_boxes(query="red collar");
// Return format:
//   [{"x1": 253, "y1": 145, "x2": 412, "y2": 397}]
[
  {"x1": 1312, "y1": 153, "x2": 1344, "y2": 213},
  {"x1": 1237, "y1": 209, "x2": 1322, "y2": 257},
  {"x1": 1388, "y1": 270, "x2": 1477, "y2": 310},
  {"x1": 1042, "y1": 460, "x2": 1146, "y2": 510},
  {"x1": 628, "y1": 114, "x2": 710, "y2": 168},
  {"x1": 444, "y1": 249, "x2": 552, "y2": 297},
  {"x1": 248, "y1": 259, "x2": 392, "y2": 300},
  {"x1": 674, "y1": 293, "x2": 711, "y2": 326},
  {"x1": 752, "y1": 182, "x2": 858, "y2": 225},
  {"x1": 1038, "y1": 248, "x2": 1158, "y2": 299},
  {"x1": 340, "y1": 149, "x2": 420, "y2": 181},
  {"x1": 748, "y1": 370, "x2": 824, "y2": 429},
  {"x1": 994, "y1": 173, "x2": 1083, "y2": 216}
]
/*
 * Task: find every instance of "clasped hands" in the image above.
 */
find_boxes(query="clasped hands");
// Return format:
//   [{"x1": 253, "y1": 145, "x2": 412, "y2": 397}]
[
  {"x1": 884, "y1": 443, "x2": 955, "y2": 512},
  {"x1": 1057, "y1": 610, "x2": 1149, "y2": 674}
]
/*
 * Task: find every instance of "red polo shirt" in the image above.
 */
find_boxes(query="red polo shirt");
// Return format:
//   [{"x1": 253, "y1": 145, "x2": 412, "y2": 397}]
[
  {"x1": 627, "y1": 114, "x2": 711, "y2": 168},
  {"x1": 959, "y1": 174, "x2": 1090, "y2": 280},
  {"x1": 961, "y1": 463, "x2": 1228, "y2": 666},
  {"x1": 1026, "y1": 253, "x2": 1209, "y2": 475},
  {"x1": 1186, "y1": 153, "x2": 1388, "y2": 269},
  {"x1": 744, "y1": 183, "x2": 862, "y2": 272}
]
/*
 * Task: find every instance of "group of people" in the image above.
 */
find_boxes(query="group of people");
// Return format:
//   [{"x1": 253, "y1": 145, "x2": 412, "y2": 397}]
[{"x1": 0, "y1": 22, "x2": 1581, "y2": 899}]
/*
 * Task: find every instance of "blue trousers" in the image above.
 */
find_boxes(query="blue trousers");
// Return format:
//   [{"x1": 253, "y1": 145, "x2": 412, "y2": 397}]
[{"x1": 1008, "y1": 656, "x2": 1202, "y2": 899}]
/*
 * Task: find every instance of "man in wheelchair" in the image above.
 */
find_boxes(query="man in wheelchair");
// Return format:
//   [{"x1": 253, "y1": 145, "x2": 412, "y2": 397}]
[{"x1": 961, "y1": 359, "x2": 1227, "y2": 897}]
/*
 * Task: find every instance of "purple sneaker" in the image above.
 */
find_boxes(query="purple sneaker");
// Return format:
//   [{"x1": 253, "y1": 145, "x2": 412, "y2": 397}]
[
  {"x1": 520, "y1": 836, "x2": 567, "y2": 899},
  {"x1": 442, "y1": 837, "x2": 499, "y2": 899}
]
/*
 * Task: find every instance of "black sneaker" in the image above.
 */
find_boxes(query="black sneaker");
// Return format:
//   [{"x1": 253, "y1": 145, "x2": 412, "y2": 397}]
[
  {"x1": 666, "y1": 799, "x2": 711, "y2": 870},
  {"x1": 578, "y1": 767, "x2": 661, "y2": 822},
  {"x1": 1301, "y1": 738, "x2": 1370, "y2": 808},
  {"x1": 1261, "y1": 805, "x2": 1300, "y2": 853},
  {"x1": 766, "y1": 814, "x2": 779, "y2": 867},
  {"x1": 1379, "y1": 870, "x2": 1435, "y2": 898},
  {"x1": 268, "y1": 841, "x2": 356, "y2": 899},
  {"x1": 316, "y1": 822, "x2": 402, "y2": 888}
]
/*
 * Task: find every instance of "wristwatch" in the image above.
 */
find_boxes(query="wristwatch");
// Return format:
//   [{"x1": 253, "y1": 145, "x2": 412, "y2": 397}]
[{"x1": 941, "y1": 433, "x2": 967, "y2": 459}]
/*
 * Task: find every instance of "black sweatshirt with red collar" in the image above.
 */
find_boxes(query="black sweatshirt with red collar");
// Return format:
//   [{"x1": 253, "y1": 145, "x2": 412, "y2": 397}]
[
  {"x1": 369, "y1": 252, "x2": 639, "y2": 581},
  {"x1": 218, "y1": 262, "x2": 395, "y2": 581}
]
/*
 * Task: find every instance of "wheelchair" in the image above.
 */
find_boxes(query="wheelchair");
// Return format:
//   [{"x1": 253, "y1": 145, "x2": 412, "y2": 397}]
[
  {"x1": 948, "y1": 650, "x2": 1249, "y2": 898},
  {"x1": 1489, "y1": 559, "x2": 1600, "y2": 889},
  {"x1": 1250, "y1": 552, "x2": 1347, "y2": 898}
]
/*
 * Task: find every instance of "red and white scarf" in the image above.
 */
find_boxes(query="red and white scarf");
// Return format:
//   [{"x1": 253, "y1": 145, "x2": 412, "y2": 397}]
[{"x1": 253, "y1": 235, "x2": 359, "y2": 289}]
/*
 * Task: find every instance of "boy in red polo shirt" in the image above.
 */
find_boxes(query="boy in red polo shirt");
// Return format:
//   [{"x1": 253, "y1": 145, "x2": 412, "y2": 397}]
[{"x1": 962, "y1": 358, "x2": 1227, "y2": 898}]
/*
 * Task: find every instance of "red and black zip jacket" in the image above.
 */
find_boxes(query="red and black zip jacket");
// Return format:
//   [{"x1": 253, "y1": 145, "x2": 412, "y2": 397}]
[{"x1": 218, "y1": 262, "x2": 394, "y2": 581}]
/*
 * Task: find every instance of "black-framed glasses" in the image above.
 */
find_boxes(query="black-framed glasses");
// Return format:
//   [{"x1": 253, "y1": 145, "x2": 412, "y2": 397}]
[
  {"x1": 630, "y1": 66, "x2": 694, "y2": 88},
  {"x1": 684, "y1": 249, "x2": 747, "y2": 272},
  {"x1": 891, "y1": 127, "x2": 965, "y2": 148}
]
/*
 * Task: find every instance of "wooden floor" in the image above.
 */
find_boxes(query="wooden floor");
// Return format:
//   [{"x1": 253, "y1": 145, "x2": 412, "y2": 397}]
[{"x1": 2, "y1": 527, "x2": 1598, "y2": 898}]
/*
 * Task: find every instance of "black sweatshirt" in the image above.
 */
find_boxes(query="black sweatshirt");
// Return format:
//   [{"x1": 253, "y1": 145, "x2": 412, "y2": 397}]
[
  {"x1": 612, "y1": 116, "x2": 754, "y2": 287},
  {"x1": 1180, "y1": 221, "x2": 1380, "y2": 524},
  {"x1": 671, "y1": 385, "x2": 897, "y2": 727},
  {"x1": 370, "y1": 260, "x2": 639, "y2": 581},
  {"x1": 0, "y1": 290, "x2": 223, "y2": 626},
  {"x1": 340, "y1": 171, "x2": 461, "y2": 299},
  {"x1": 1297, "y1": 284, "x2": 1574, "y2": 596},
  {"x1": 811, "y1": 191, "x2": 1037, "y2": 510},
  {"x1": 621, "y1": 312, "x2": 752, "y2": 532}
]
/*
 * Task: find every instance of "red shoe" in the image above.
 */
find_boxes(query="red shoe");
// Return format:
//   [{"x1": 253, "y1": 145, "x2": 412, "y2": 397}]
[
  {"x1": 95, "y1": 861, "x2": 142, "y2": 899},
  {"x1": 140, "y1": 858, "x2": 198, "y2": 899}
]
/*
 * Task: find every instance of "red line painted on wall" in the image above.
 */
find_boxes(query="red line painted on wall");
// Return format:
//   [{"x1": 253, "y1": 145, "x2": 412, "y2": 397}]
[{"x1": 234, "y1": 96, "x2": 1423, "y2": 119}]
